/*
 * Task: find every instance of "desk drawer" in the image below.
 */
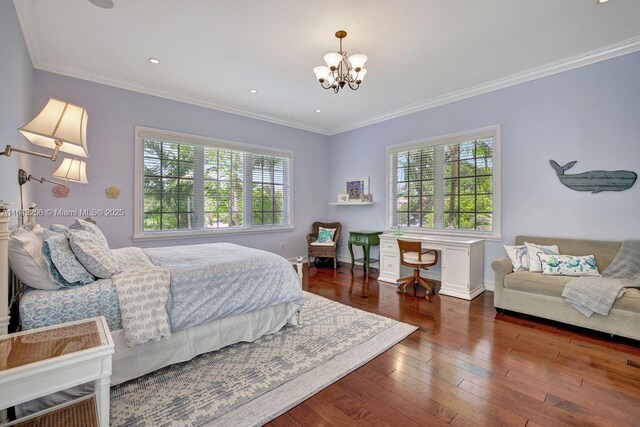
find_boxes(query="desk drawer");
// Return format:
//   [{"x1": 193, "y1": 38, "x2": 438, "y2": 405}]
[
  {"x1": 380, "y1": 252, "x2": 399, "y2": 275},
  {"x1": 381, "y1": 241, "x2": 398, "y2": 254}
]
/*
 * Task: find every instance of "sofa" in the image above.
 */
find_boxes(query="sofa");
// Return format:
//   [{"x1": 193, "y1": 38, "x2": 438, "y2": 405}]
[{"x1": 492, "y1": 235, "x2": 640, "y2": 341}]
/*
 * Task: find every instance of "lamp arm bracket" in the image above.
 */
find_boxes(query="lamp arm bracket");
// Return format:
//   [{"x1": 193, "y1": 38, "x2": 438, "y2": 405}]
[{"x1": 2, "y1": 145, "x2": 57, "y2": 161}]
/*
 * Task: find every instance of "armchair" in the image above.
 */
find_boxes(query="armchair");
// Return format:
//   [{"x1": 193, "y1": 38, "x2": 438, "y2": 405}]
[{"x1": 307, "y1": 221, "x2": 342, "y2": 269}]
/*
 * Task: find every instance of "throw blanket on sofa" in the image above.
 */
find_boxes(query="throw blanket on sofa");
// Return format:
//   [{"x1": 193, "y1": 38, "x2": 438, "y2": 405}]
[
  {"x1": 562, "y1": 240, "x2": 640, "y2": 317},
  {"x1": 112, "y1": 247, "x2": 172, "y2": 347}
]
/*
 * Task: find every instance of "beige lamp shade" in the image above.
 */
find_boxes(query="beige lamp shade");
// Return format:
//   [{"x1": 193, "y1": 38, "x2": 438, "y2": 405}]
[
  {"x1": 53, "y1": 158, "x2": 88, "y2": 184},
  {"x1": 19, "y1": 98, "x2": 89, "y2": 158}
]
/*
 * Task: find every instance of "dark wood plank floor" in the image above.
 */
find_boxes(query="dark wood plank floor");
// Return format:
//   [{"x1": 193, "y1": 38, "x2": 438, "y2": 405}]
[{"x1": 269, "y1": 264, "x2": 640, "y2": 427}]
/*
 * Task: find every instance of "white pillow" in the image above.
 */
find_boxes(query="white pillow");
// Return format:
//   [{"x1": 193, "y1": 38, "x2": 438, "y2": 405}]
[
  {"x1": 503, "y1": 245, "x2": 529, "y2": 272},
  {"x1": 525, "y1": 242, "x2": 559, "y2": 273},
  {"x1": 8, "y1": 228, "x2": 59, "y2": 290}
]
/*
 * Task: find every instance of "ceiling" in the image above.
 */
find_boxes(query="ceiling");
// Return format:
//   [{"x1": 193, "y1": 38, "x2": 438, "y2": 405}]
[{"x1": 15, "y1": 0, "x2": 640, "y2": 135}]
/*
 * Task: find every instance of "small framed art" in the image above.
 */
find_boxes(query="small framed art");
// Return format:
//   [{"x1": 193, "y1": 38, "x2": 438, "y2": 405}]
[
  {"x1": 344, "y1": 177, "x2": 369, "y2": 201},
  {"x1": 338, "y1": 193, "x2": 349, "y2": 203}
]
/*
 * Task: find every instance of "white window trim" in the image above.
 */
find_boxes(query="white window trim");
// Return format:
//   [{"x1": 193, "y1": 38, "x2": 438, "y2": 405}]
[
  {"x1": 134, "y1": 126, "x2": 294, "y2": 241},
  {"x1": 385, "y1": 125, "x2": 501, "y2": 240}
]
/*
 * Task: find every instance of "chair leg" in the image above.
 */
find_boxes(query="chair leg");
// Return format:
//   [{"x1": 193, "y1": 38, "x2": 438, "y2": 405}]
[{"x1": 333, "y1": 257, "x2": 337, "y2": 269}]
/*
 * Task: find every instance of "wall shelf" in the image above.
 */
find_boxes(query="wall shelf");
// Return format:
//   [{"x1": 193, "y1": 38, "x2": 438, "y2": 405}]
[{"x1": 328, "y1": 202, "x2": 375, "y2": 206}]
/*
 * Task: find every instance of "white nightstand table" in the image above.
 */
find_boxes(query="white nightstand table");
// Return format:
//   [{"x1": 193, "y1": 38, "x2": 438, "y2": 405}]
[{"x1": 0, "y1": 316, "x2": 114, "y2": 426}]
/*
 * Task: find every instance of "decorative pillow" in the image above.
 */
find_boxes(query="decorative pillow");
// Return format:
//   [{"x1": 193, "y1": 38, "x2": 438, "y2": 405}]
[
  {"x1": 525, "y1": 242, "x2": 559, "y2": 272},
  {"x1": 8, "y1": 229, "x2": 59, "y2": 290},
  {"x1": 317, "y1": 227, "x2": 336, "y2": 243},
  {"x1": 503, "y1": 245, "x2": 529, "y2": 272},
  {"x1": 70, "y1": 218, "x2": 109, "y2": 248},
  {"x1": 539, "y1": 253, "x2": 601, "y2": 276},
  {"x1": 49, "y1": 224, "x2": 70, "y2": 237},
  {"x1": 69, "y1": 229, "x2": 119, "y2": 278},
  {"x1": 42, "y1": 230, "x2": 94, "y2": 287}
]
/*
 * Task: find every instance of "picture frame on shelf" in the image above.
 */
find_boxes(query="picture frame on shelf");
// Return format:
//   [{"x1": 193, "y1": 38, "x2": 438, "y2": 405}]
[
  {"x1": 344, "y1": 177, "x2": 369, "y2": 201},
  {"x1": 361, "y1": 194, "x2": 372, "y2": 203},
  {"x1": 338, "y1": 193, "x2": 349, "y2": 203}
]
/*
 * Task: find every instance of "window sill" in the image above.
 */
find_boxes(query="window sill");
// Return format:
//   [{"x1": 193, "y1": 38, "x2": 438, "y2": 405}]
[
  {"x1": 386, "y1": 228, "x2": 502, "y2": 241},
  {"x1": 133, "y1": 226, "x2": 295, "y2": 242}
]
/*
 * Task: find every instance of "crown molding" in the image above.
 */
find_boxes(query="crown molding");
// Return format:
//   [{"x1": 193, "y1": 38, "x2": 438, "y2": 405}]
[
  {"x1": 14, "y1": 0, "x2": 640, "y2": 137},
  {"x1": 327, "y1": 35, "x2": 640, "y2": 135},
  {"x1": 31, "y1": 61, "x2": 328, "y2": 134}
]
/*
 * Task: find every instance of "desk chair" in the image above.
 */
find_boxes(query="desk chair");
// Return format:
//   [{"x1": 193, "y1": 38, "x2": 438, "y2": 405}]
[{"x1": 397, "y1": 239, "x2": 439, "y2": 301}]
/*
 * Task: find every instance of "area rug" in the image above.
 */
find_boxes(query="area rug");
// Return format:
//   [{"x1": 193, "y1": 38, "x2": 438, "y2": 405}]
[{"x1": 110, "y1": 291, "x2": 416, "y2": 426}]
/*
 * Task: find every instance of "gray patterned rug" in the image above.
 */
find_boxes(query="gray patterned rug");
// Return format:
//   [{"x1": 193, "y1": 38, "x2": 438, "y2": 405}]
[{"x1": 110, "y1": 291, "x2": 416, "y2": 426}]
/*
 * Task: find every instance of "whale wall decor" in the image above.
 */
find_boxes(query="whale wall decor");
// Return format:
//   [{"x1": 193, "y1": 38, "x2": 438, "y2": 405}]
[{"x1": 549, "y1": 160, "x2": 637, "y2": 194}]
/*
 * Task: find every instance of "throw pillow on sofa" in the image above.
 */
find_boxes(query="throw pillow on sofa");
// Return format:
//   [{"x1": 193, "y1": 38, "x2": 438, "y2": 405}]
[
  {"x1": 525, "y1": 242, "x2": 559, "y2": 272},
  {"x1": 539, "y1": 253, "x2": 600, "y2": 276},
  {"x1": 503, "y1": 245, "x2": 529, "y2": 271}
]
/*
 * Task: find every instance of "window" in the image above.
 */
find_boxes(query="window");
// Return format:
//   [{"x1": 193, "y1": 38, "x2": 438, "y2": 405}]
[
  {"x1": 135, "y1": 127, "x2": 293, "y2": 239},
  {"x1": 386, "y1": 126, "x2": 500, "y2": 238}
]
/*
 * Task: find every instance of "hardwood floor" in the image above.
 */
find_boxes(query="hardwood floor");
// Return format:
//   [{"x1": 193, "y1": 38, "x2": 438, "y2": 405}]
[{"x1": 269, "y1": 264, "x2": 640, "y2": 427}]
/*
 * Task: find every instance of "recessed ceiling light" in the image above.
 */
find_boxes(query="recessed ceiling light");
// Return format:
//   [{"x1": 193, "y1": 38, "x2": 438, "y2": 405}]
[
  {"x1": 597, "y1": 0, "x2": 611, "y2": 3},
  {"x1": 148, "y1": 58, "x2": 160, "y2": 64},
  {"x1": 315, "y1": 109, "x2": 322, "y2": 113},
  {"x1": 249, "y1": 89, "x2": 258, "y2": 94}
]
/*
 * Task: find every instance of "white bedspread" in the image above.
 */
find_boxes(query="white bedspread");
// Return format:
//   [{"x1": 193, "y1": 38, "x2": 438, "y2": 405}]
[{"x1": 144, "y1": 243, "x2": 304, "y2": 331}]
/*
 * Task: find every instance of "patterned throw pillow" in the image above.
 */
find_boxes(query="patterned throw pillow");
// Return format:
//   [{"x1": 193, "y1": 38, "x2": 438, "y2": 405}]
[
  {"x1": 69, "y1": 229, "x2": 120, "y2": 278},
  {"x1": 42, "y1": 230, "x2": 94, "y2": 287},
  {"x1": 317, "y1": 227, "x2": 336, "y2": 243},
  {"x1": 70, "y1": 218, "x2": 109, "y2": 248},
  {"x1": 49, "y1": 224, "x2": 70, "y2": 237},
  {"x1": 539, "y1": 253, "x2": 601, "y2": 276},
  {"x1": 525, "y1": 242, "x2": 559, "y2": 272},
  {"x1": 503, "y1": 245, "x2": 529, "y2": 271}
]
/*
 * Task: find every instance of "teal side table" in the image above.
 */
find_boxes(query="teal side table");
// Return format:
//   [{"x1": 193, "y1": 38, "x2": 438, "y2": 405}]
[{"x1": 348, "y1": 230, "x2": 383, "y2": 274}]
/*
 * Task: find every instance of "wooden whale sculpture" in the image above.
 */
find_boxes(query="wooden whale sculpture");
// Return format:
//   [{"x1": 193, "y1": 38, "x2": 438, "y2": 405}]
[{"x1": 550, "y1": 160, "x2": 637, "y2": 193}]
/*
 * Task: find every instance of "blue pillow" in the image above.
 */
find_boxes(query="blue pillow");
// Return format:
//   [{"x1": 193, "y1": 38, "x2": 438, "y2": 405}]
[
  {"x1": 42, "y1": 230, "x2": 95, "y2": 287},
  {"x1": 69, "y1": 229, "x2": 119, "y2": 278}
]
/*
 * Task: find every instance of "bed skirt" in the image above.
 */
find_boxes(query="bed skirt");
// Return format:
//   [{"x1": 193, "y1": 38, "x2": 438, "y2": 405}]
[
  {"x1": 112, "y1": 299, "x2": 300, "y2": 384},
  {"x1": 16, "y1": 300, "x2": 300, "y2": 417}
]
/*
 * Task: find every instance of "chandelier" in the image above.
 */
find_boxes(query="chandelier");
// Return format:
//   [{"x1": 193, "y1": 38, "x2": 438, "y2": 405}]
[{"x1": 313, "y1": 30, "x2": 367, "y2": 94}]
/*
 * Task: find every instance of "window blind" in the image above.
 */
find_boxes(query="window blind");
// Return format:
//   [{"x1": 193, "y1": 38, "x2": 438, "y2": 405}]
[
  {"x1": 387, "y1": 128, "x2": 498, "y2": 236},
  {"x1": 140, "y1": 130, "x2": 292, "y2": 234}
]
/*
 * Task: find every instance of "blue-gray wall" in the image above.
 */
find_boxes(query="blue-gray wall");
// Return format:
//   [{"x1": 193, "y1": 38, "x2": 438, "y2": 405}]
[
  {"x1": 328, "y1": 52, "x2": 640, "y2": 286},
  {"x1": 30, "y1": 71, "x2": 331, "y2": 257},
  {"x1": 0, "y1": 0, "x2": 35, "y2": 225}
]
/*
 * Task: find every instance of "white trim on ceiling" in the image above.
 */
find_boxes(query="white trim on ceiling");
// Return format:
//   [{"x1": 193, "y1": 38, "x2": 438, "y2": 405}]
[
  {"x1": 327, "y1": 35, "x2": 640, "y2": 135},
  {"x1": 14, "y1": 0, "x2": 640, "y2": 137}
]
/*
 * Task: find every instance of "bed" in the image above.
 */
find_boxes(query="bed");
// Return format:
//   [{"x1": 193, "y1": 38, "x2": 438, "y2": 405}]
[{"x1": 0, "y1": 214, "x2": 305, "y2": 386}]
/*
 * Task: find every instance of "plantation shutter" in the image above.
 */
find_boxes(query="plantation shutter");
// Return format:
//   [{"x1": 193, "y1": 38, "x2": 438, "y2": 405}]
[
  {"x1": 139, "y1": 129, "x2": 292, "y2": 233},
  {"x1": 387, "y1": 128, "x2": 497, "y2": 235}
]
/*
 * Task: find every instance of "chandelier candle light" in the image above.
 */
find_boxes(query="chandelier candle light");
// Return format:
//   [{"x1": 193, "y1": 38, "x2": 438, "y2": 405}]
[{"x1": 313, "y1": 30, "x2": 367, "y2": 93}]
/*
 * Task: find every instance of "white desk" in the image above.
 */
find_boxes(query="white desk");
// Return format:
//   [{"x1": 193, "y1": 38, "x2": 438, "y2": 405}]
[{"x1": 378, "y1": 233, "x2": 484, "y2": 300}]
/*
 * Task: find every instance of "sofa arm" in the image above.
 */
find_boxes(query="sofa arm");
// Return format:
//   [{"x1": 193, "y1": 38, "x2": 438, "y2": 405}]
[{"x1": 491, "y1": 257, "x2": 512, "y2": 309}]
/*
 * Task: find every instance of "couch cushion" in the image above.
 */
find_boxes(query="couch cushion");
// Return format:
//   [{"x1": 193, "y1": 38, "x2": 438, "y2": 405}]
[
  {"x1": 504, "y1": 271, "x2": 640, "y2": 314},
  {"x1": 505, "y1": 271, "x2": 570, "y2": 297}
]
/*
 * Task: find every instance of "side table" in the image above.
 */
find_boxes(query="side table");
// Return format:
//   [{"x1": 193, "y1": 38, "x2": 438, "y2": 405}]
[
  {"x1": 348, "y1": 230, "x2": 383, "y2": 274},
  {"x1": 0, "y1": 316, "x2": 114, "y2": 426}
]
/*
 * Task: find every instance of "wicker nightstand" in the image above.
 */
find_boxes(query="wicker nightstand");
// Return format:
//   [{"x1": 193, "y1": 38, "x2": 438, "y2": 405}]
[{"x1": 0, "y1": 317, "x2": 114, "y2": 426}]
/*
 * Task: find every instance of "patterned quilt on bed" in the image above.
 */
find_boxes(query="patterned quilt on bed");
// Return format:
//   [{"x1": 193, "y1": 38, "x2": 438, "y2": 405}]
[
  {"x1": 143, "y1": 242, "x2": 304, "y2": 331},
  {"x1": 21, "y1": 243, "x2": 304, "y2": 344},
  {"x1": 112, "y1": 247, "x2": 171, "y2": 347}
]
